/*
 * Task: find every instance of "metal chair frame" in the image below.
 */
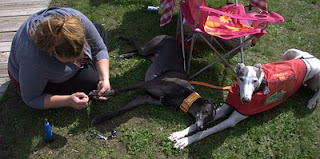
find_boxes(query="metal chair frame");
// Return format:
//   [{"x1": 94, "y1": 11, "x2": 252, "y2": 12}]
[{"x1": 177, "y1": 0, "x2": 256, "y2": 79}]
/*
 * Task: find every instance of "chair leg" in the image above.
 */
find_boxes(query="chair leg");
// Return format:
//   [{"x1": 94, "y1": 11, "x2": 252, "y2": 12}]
[
  {"x1": 240, "y1": 37, "x2": 244, "y2": 63},
  {"x1": 189, "y1": 35, "x2": 256, "y2": 79},
  {"x1": 189, "y1": 55, "x2": 226, "y2": 79},
  {"x1": 211, "y1": 36, "x2": 227, "y2": 53},
  {"x1": 199, "y1": 34, "x2": 234, "y2": 69},
  {"x1": 176, "y1": 9, "x2": 181, "y2": 39},
  {"x1": 187, "y1": 32, "x2": 198, "y2": 74},
  {"x1": 178, "y1": 9, "x2": 187, "y2": 72}
]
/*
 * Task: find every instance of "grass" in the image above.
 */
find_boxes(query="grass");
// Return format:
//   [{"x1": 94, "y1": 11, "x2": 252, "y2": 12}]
[{"x1": 0, "y1": 0, "x2": 319, "y2": 158}]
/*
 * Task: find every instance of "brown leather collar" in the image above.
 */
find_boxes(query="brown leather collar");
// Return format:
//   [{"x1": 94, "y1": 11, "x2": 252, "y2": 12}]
[{"x1": 180, "y1": 92, "x2": 201, "y2": 113}]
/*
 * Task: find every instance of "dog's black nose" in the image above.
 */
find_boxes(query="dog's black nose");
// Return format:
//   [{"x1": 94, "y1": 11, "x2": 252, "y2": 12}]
[
  {"x1": 242, "y1": 97, "x2": 250, "y2": 103},
  {"x1": 198, "y1": 125, "x2": 204, "y2": 131}
]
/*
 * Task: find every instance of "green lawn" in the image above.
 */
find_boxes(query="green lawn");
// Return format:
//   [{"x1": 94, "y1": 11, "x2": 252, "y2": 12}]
[{"x1": 1, "y1": 0, "x2": 319, "y2": 158}]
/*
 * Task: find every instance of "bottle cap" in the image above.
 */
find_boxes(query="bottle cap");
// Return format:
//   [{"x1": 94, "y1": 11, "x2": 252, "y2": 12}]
[{"x1": 147, "y1": 6, "x2": 159, "y2": 12}]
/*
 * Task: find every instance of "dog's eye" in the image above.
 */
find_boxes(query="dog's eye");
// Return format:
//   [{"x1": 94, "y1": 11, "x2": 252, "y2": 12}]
[
  {"x1": 253, "y1": 80, "x2": 257, "y2": 83},
  {"x1": 239, "y1": 78, "x2": 244, "y2": 82}
]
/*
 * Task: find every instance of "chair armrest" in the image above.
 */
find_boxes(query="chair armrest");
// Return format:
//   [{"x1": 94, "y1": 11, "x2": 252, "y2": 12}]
[{"x1": 199, "y1": 4, "x2": 284, "y2": 23}]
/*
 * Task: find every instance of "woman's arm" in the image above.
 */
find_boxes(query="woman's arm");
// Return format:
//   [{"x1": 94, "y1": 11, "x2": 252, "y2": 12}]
[
  {"x1": 78, "y1": 11, "x2": 111, "y2": 99},
  {"x1": 18, "y1": 57, "x2": 90, "y2": 109},
  {"x1": 95, "y1": 59, "x2": 111, "y2": 100},
  {"x1": 44, "y1": 93, "x2": 89, "y2": 109}
]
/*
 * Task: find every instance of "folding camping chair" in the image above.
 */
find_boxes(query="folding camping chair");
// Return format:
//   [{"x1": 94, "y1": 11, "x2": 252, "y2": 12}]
[{"x1": 177, "y1": 0, "x2": 284, "y2": 79}]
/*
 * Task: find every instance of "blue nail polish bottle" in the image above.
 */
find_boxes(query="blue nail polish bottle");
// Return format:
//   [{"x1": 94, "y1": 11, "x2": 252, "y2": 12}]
[
  {"x1": 111, "y1": 129, "x2": 117, "y2": 138},
  {"x1": 44, "y1": 118, "x2": 54, "y2": 142}
]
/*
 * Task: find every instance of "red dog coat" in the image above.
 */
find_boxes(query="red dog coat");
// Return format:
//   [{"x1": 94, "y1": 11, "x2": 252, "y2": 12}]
[{"x1": 226, "y1": 59, "x2": 307, "y2": 115}]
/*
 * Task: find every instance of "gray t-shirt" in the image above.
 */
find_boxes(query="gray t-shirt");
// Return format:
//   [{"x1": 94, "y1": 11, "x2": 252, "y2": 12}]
[{"x1": 8, "y1": 7, "x2": 109, "y2": 109}]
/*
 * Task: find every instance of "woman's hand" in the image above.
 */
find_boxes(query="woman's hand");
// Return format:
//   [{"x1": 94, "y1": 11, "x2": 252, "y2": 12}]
[
  {"x1": 68, "y1": 92, "x2": 89, "y2": 110},
  {"x1": 95, "y1": 59, "x2": 111, "y2": 101},
  {"x1": 97, "y1": 79, "x2": 111, "y2": 100}
]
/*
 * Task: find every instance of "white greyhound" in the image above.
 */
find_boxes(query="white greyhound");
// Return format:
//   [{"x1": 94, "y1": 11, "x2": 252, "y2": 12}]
[{"x1": 169, "y1": 48, "x2": 320, "y2": 149}]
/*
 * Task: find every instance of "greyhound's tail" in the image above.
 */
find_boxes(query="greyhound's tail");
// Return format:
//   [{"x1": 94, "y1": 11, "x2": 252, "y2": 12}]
[
  {"x1": 117, "y1": 35, "x2": 143, "y2": 53},
  {"x1": 91, "y1": 102, "x2": 138, "y2": 125},
  {"x1": 92, "y1": 110, "x2": 122, "y2": 124},
  {"x1": 91, "y1": 99, "x2": 141, "y2": 124},
  {"x1": 101, "y1": 81, "x2": 146, "y2": 97}
]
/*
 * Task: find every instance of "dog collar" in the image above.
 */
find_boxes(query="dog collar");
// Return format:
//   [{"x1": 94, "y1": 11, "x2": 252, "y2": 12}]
[
  {"x1": 180, "y1": 92, "x2": 201, "y2": 113},
  {"x1": 254, "y1": 77, "x2": 267, "y2": 94}
]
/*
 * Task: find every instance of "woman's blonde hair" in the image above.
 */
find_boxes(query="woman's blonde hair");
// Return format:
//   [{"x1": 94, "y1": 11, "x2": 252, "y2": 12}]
[{"x1": 30, "y1": 15, "x2": 85, "y2": 58}]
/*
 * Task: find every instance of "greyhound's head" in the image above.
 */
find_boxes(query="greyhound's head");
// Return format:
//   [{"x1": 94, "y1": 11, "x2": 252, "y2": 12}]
[
  {"x1": 193, "y1": 100, "x2": 216, "y2": 130},
  {"x1": 235, "y1": 63, "x2": 264, "y2": 103}
]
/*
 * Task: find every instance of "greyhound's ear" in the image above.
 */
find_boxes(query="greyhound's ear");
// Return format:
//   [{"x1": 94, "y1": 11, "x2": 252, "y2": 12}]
[
  {"x1": 234, "y1": 63, "x2": 245, "y2": 74},
  {"x1": 253, "y1": 64, "x2": 263, "y2": 79},
  {"x1": 253, "y1": 63, "x2": 261, "y2": 68},
  {"x1": 253, "y1": 64, "x2": 262, "y2": 71}
]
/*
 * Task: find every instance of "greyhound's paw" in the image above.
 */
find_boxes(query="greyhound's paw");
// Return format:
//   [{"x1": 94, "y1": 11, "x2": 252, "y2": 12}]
[
  {"x1": 173, "y1": 137, "x2": 191, "y2": 149},
  {"x1": 103, "y1": 90, "x2": 116, "y2": 96},
  {"x1": 307, "y1": 99, "x2": 317, "y2": 109},
  {"x1": 168, "y1": 131, "x2": 186, "y2": 141}
]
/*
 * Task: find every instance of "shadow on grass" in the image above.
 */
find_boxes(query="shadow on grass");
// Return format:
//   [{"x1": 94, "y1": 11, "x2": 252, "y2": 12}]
[
  {"x1": 31, "y1": 133, "x2": 68, "y2": 151},
  {"x1": 0, "y1": 84, "x2": 76, "y2": 158},
  {"x1": 102, "y1": 7, "x2": 178, "y2": 54}
]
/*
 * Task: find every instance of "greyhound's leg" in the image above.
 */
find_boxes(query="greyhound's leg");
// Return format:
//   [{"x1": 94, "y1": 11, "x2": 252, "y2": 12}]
[
  {"x1": 282, "y1": 49, "x2": 303, "y2": 60},
  {"x1": 168, "y1": 103, "x2": 233, "y2": 141},
  {"x1": 173, "y1": 110, "x2": 248, "y2": 149},
  {"x1": 119, "y1": 50, "x2": 137, "y2": 59},
  {"x1": 282, "y1": 48, "x2": 314, "y2": 60},
  {"x1": 100, "y1": 81, "x2": 146, "y2": 97},
  {"x1": 305, "y1": 74, "x2": 320, "y2": 109},
  {"x1": 92, "y1": 94, "x2": 161, "y2": 124},
  {"x1": 162, "y1": 78, "x2": 194, "y2": 90},
  {"x1": 308, "y1": 90, "x2": 320, "y2": 109},
  {"x1": 168, "y1": 124, "x2": 198, "y2": 142},
  {"x1": 212, "y1": 103, "x2": 234, "y2": 121}
]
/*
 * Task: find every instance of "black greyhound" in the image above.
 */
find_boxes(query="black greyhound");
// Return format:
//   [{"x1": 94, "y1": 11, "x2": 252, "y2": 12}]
[{"x1": 91, "y1": 35, "x2": 216, "y2": 130}]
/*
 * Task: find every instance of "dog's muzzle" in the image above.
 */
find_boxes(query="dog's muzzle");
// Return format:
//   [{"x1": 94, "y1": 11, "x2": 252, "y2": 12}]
[
  {"x1": 196, "y1": 122, "x2": 205, "y2": 131},
  {"x1": 242, "y1": 97, "x2": 250, "y2": 103}
]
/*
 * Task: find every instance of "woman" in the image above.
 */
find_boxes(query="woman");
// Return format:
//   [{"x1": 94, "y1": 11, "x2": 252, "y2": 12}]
[{"x1": 8, "y1": 7, "x2": 111, "y2": 110}]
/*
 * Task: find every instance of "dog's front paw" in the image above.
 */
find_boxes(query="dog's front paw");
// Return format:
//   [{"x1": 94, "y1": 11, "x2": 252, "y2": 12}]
[
  {"x1": 307, "y1": 99, "x2": 317, "y2": 109},
  {"x1": 168, "y1": 131, "x2": 186, "y2": 141},
  {"x1": 173, "y1": 137, "x2": 193, "y2": 149},
  {"x1": 103, "y1": 90, "x2": 116, "y2": 96}
]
